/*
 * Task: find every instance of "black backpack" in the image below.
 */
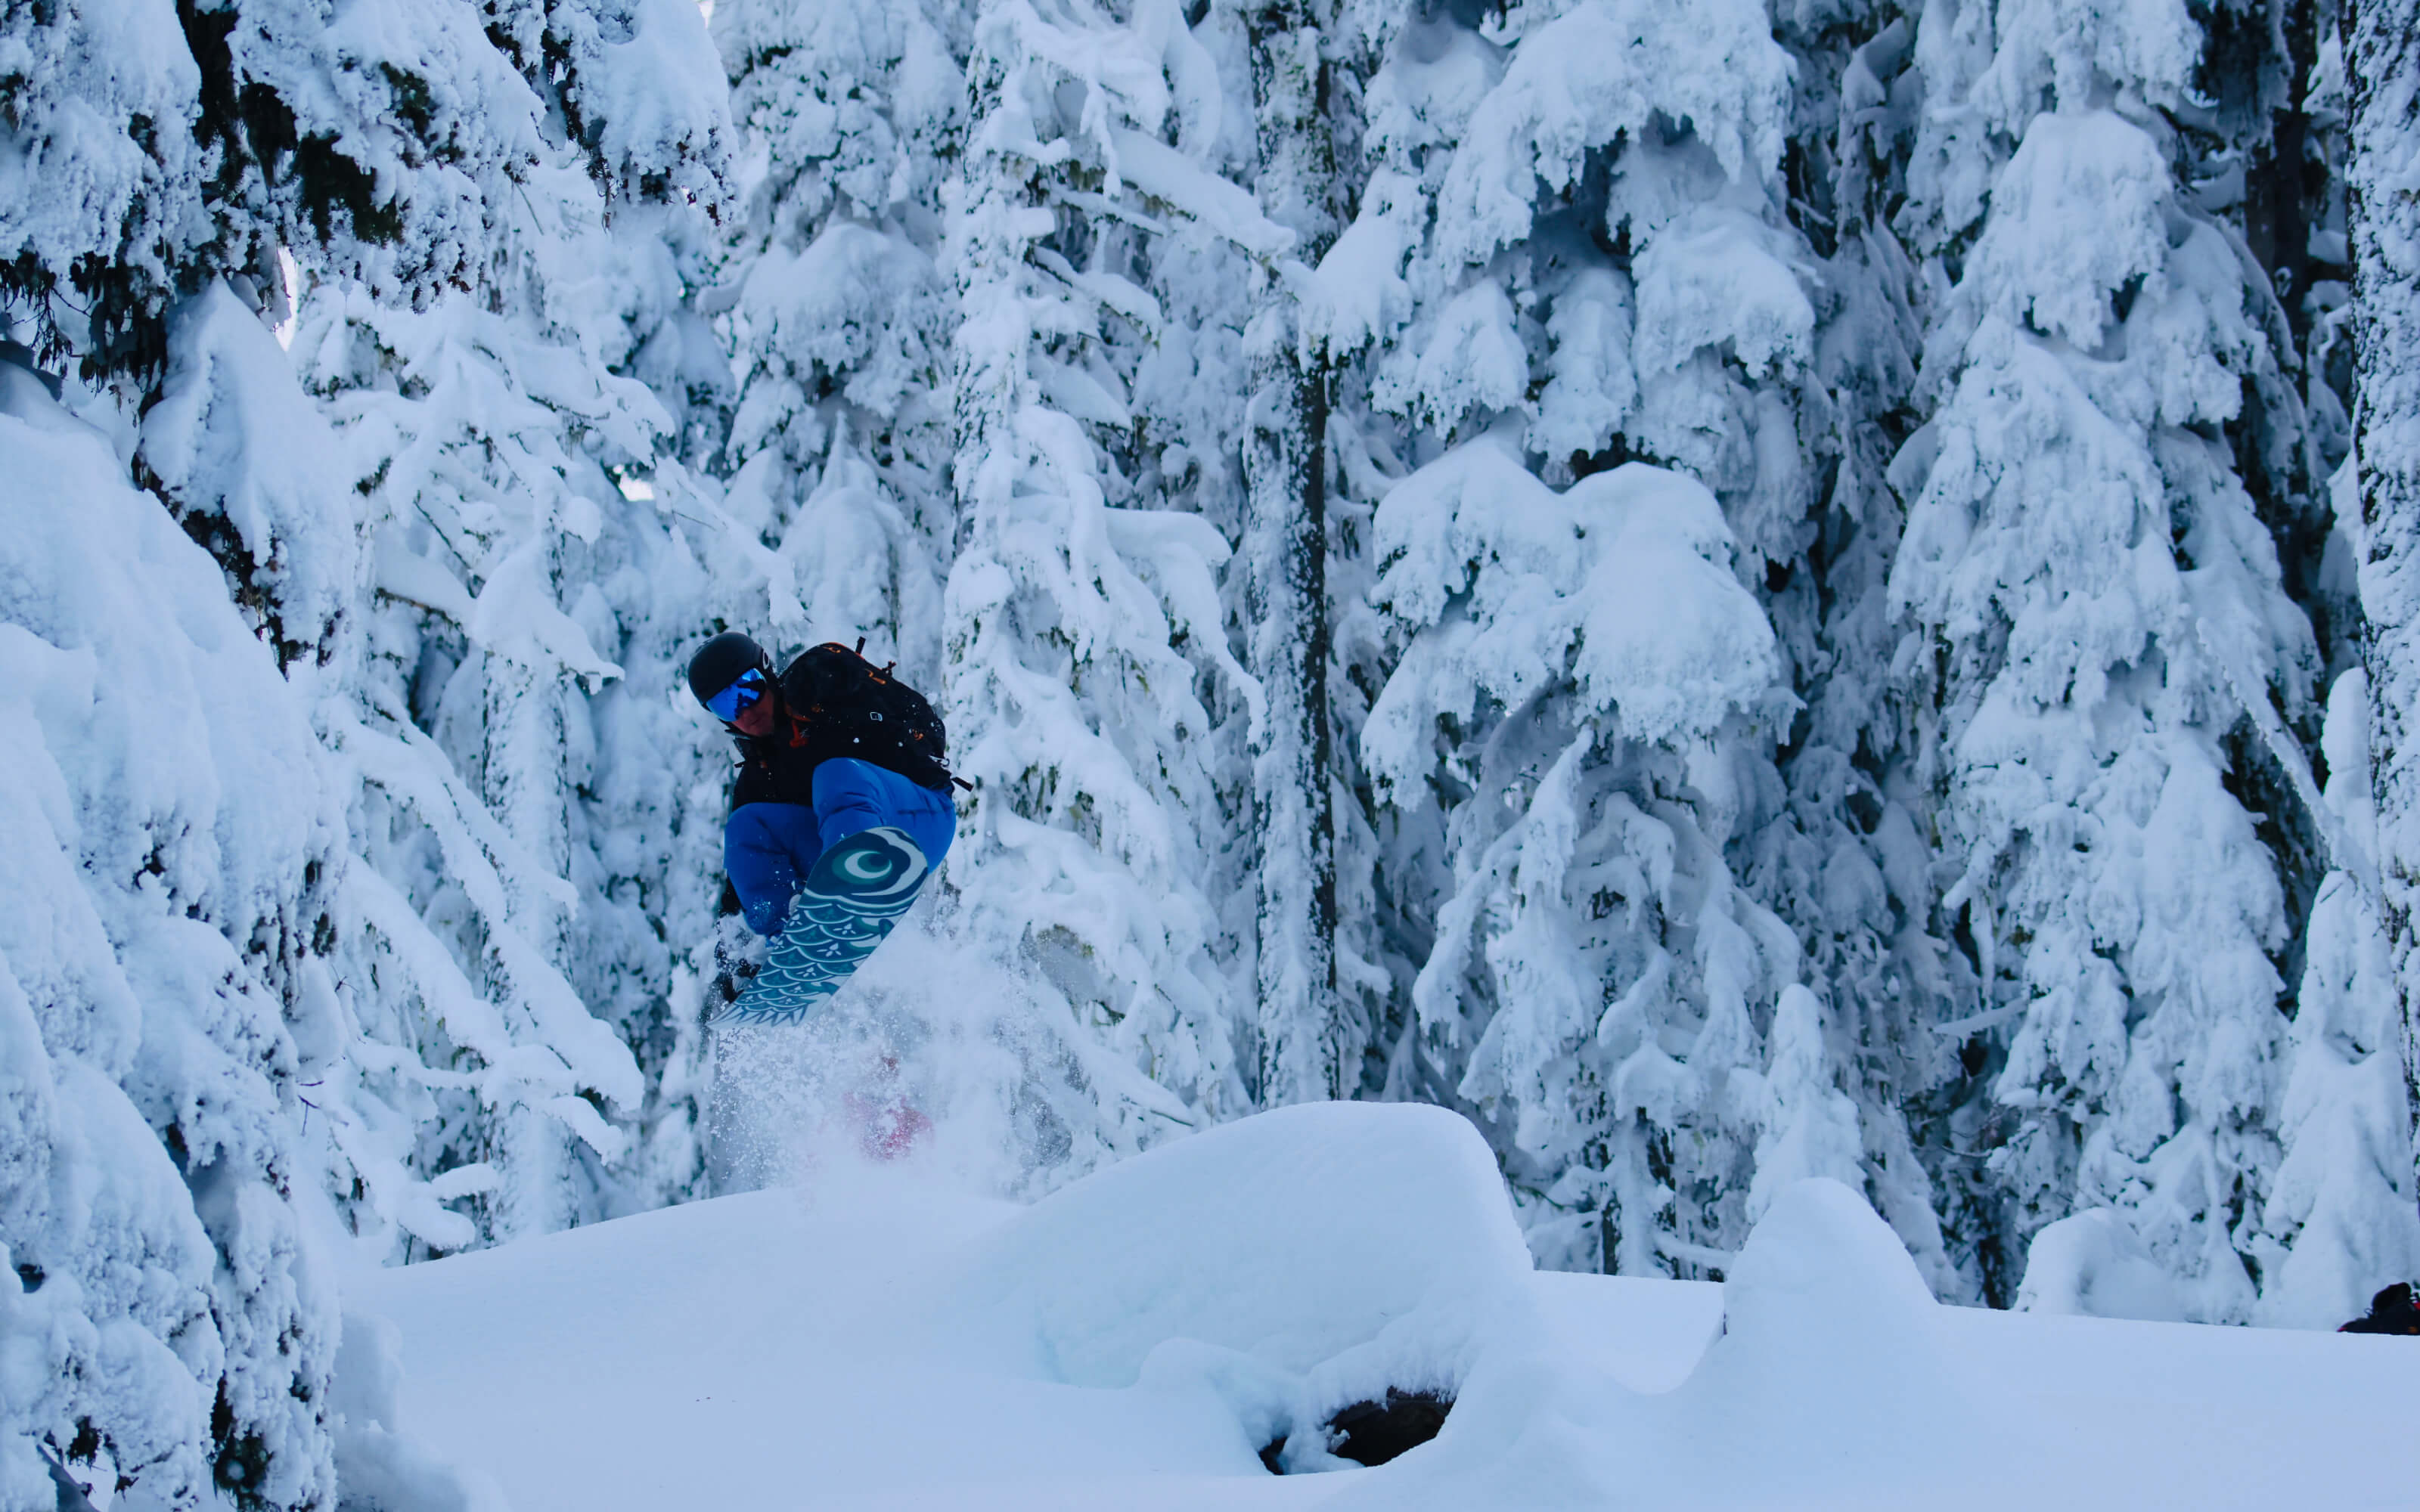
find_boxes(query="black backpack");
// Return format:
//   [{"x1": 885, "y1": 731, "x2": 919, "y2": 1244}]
[
  {"x1": 776, "y1": 642, "x2": 958, "y2": 792},
  {"x1": 2340, "y1": 1281, "x2": 2420, "y2": 1334}
]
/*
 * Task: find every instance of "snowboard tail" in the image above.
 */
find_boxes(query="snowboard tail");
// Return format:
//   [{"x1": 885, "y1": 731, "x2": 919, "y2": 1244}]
[{"x1": 711, "y1": 826, "x2": 929, "y2": 1026}]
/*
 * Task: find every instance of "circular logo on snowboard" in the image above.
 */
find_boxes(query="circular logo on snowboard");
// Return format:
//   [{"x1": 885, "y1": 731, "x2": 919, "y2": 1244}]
[{"x1": 824, "y1": 827, "x2": 928, "y2": 902}]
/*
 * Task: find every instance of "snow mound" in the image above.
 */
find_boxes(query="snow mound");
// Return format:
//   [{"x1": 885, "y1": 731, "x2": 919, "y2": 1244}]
[
  {"x1": 2016, "y1": 1208, "x2": 2189, "y2": 1322},
  {"x1": 1720, "y1": 1175, "x2": 1939, "y2": 1351},
  {"x1": 1287, "y1": 1177, "x2": 1950, "y2": 1510},
  {"x1": 352, "y1": 1157, "x2": 2420, "y2": 1510},
  {"x1": 941, "y1": 1103, "x2": 1533, "y2": 1392},
  {"x1": 327, "y1": 1315, "x2": 510, "y2": 1512},
  {"x1": 1651, "y1": 1177, "x2": 1969, "y2": 1501}
]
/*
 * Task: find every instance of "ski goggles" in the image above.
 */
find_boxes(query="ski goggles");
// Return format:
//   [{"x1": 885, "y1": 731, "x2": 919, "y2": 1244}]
[{"x1": 704, "y1": 667, "x2": 768, "y2": 723}]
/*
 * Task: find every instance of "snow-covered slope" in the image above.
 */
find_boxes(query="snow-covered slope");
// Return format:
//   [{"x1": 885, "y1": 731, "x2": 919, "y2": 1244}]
[{"x1": 350, "y1": 1105, "x2": 2420, "y2": 1511}]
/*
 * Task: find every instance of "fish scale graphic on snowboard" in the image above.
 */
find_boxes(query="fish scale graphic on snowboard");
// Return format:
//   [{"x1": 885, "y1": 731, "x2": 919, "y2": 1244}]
[{"x1": 713, "y1": 826, "x2": 930, "y2": 1025}]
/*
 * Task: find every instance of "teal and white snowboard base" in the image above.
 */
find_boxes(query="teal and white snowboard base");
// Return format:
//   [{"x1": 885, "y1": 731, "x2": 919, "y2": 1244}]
[{"x1": 711, "y1": 826, "x2": 930, "y2": 1026}]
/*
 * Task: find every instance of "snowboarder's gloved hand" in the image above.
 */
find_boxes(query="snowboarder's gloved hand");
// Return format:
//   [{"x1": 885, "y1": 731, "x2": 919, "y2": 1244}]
[{"x1": 708, "y1": 915, "x2": 766, "y2": 1013}]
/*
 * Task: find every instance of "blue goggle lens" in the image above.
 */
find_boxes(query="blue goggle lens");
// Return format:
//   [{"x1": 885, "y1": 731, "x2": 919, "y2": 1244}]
[{"x1": 706, "y1": 668, "x2": 767, "y2": 723}]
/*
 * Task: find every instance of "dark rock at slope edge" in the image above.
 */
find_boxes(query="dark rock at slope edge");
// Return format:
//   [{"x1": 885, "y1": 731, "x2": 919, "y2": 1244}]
[{"x1": 1261, "y1": 1388, "x2": 1454, "y2": 1473}]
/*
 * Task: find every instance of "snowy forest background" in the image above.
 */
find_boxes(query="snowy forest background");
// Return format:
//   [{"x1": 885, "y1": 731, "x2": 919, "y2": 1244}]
[{"x1": 5, "y1": 0, "x2": 2420, "y2": 1503}]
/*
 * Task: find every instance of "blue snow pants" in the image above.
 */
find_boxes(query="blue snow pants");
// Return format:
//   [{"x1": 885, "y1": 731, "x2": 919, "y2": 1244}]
[{"x1": 725, "y1": 758, "x2": 957, "y2": 936}]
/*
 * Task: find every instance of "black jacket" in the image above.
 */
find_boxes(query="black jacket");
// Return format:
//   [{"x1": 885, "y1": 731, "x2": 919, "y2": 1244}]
[{"x1": 729, "y1": 720, "x2": 817, "y2": 811}]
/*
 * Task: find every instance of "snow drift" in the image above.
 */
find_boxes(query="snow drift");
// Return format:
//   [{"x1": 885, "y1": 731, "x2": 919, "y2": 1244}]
[
  {"x1": 938, "y1": 1101, "x2": 1534, "y2": 1468},
  {"x1": 352, "y1": 1105, "x2": 2420, "y2": 1511}
]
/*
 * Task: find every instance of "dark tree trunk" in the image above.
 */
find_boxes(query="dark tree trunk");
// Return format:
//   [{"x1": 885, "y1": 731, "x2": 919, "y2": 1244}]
[{"x1": 1245, "y1": 0, "x2": 1342, "y2": 1104}]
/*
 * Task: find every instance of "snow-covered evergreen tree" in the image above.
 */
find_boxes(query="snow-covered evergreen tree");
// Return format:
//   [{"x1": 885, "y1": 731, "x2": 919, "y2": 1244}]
[
  {"x1": 0, "y1": 0, "x2": 209, "y2": 377},
  {"x1": 942, "y1": 0, "x2": 1283, "y2": 1149},
  {"x1": 1, "y1": 0, "x2": 402, "y2": 382},
  {"x1": 5, "y1": 3, "x2": 733, "y2": 1500},
  {"x1": 2257, "y1": 667, "x2": 2420, "y2": 1324},
  {"x1": 2350, "y1": 0, "x2": 2420, "y2": 1239},
  {"x1": 1360, "y1": 438, "x2": 1804, "y2": 1275},
  {"x1": 712, "y1": 0, "x2": 961, "y2": 671},
  {"x1": 286, "y1": 0, "x2": 733, "y2": 1243},
  {"x1": 1313, "y1": 0, "x2": 1949, "y2": 1278},
  {"x1": 2, "y1": 346, "x2": 345, "y2": 1512},
  {"x1": 292, "y1": 258, "x2": 669, "y2": 1247},
  {"x1": 3, "y1": 3, "x2": 520, "y2": 1501},
  {"x1": 1743, "y1": 0, "x2": 1972, "y2": 1298},
  {"x1": 1891, "y1": 0, "x2": 2326, "y2": 1317}
]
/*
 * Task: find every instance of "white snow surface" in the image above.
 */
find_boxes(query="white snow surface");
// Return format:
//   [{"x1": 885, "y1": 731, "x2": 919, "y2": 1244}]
[{"x1": 352, "y1": 1105, "x2": 2420, "y2": 1511}]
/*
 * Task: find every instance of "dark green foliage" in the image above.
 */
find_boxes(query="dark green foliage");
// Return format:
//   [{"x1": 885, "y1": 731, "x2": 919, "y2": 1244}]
[
  {"x1": 0, "y1": 0, "x2": 414, "y2": 386},
  {"x1": 209, "y1": 1380, "x2": 274, "y2": 1512}
]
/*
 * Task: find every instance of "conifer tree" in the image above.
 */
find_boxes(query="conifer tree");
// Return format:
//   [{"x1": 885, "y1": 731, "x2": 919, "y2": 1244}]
[
  {"x1": 1891, "y1": 0, "x2": 2324, "y2": 1315},
  {"x1": 2, "y1": 0, "x2": 209, "y2": 377},
  {"x1": 1360, "y1": 439, "x2": 1801, "y2": 1273},
  {"x1": 943, "y1": 0, "x2": 1280, "y2": 1145},
  {"x1": 2, "y1": 376, "x2": 346, "y2": 1512},
  {"x1": 5, "y1": 5, "x2": 735, "y2": 1498},
  {"x1": 1317, "y1": 0, "x2": 1934, "y2": 1277},
  {"x1": 712, "y1": 0, "x2": 963, "y2": 672},
  {"x1": 2257, "y1": 668, "x2": 2420, "y2": 1323},
  {"x1": 0, "y1": 1, "x2": 678, "y2": 1501},
  {"x1": 1755, "y1": 0, "x2": 1970, "y2": 1297},
  {"x1": 289, "y1": 0, "x2": 731, "y2": 1242},
  {"x1": 2349, "y1": 0, "x2": 2420, "y2": 1223}
]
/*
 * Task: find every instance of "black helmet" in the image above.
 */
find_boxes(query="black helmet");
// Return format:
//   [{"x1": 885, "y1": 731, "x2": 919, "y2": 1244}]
[{"x1": 687, "y1": 631, "x2": 773, "y2": 708}]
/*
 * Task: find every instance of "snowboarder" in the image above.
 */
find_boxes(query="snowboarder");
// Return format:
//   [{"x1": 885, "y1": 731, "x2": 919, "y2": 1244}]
[{"x1": 690, "y1": 631, "x2": 959, "y2": 1021}]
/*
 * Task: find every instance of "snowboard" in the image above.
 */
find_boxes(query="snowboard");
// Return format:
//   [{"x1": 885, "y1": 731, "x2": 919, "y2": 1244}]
[{"x1": 710, "y1": 826, "x2": 931, "y2": 1026}]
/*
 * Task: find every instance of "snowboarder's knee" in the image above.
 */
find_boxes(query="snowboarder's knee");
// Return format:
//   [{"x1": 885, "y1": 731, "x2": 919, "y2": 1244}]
[{"x1": 725, "y1": 803, "x2": 821, "y2": 934}]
